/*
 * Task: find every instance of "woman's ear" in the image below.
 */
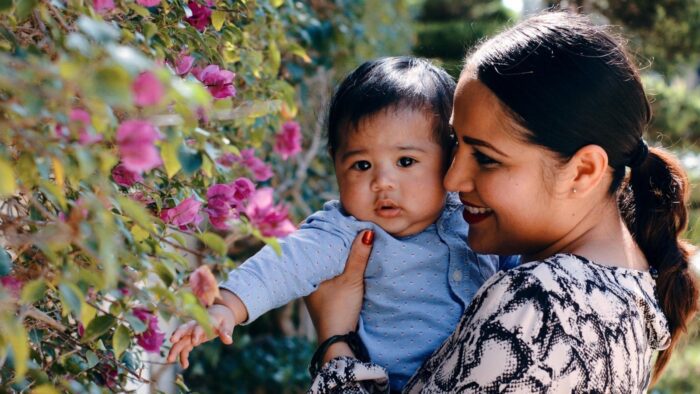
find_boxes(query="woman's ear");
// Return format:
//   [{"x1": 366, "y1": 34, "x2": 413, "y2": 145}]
[{"x1": 564, "y1": 144, "x2": 609, "y2": 198}]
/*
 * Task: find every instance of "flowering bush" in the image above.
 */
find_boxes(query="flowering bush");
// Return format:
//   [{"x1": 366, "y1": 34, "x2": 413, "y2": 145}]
[{"x1": 0, "y1": 0, "x2": 412, "y2": 391}]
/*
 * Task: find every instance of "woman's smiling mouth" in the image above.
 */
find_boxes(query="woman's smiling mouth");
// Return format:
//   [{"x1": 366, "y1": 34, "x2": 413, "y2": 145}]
[{"x1": 461, "y1": 201, "x2": 493, "y2": 224}]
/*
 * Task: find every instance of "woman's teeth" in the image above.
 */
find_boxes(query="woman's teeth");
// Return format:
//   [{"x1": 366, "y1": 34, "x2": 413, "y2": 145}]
[{"x1": 465, "y1": 205, "x2": 493, "y2": 215}]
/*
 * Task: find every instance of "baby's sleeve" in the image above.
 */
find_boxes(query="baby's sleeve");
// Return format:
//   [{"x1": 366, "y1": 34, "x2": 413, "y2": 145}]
[{"x1": 220, "y1": 203, "x2": 367, "y2": 324}]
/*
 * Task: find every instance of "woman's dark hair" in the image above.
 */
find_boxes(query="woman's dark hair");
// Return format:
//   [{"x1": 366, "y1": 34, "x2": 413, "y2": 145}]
[
  {"x1": 465, "y1": 11, "x2": 698, "y2": 382},
  {"x1": 326, "y1": 56, "x2": 456, "y2": 166}
]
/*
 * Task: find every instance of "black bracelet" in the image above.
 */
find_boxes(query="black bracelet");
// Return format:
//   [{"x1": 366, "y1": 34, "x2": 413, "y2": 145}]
[{"x1": 309, "y1": 331, "x2": 370, "y2": 378}]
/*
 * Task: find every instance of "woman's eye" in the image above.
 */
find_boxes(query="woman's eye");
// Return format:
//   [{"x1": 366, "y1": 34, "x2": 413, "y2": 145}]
[
  {"x1": 351, "y1": 160, "x2": 371, "y2": 171},
  {"x1": 472, "y1": 150, "x2": 499, "y2": 166},
  {"x1": 397, "y1": 157, "x2": 416, "y2": 167}
]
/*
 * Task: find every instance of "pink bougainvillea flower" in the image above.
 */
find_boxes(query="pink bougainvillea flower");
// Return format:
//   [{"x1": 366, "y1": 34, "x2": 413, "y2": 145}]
[
  {"x1": 55, "y1": 109, "x2": 102, "y2": 145},
  {"x1": 132, "y1": 71, "x2": 165, "y2": 107},
  {"x1": 116, "y1": 120, "x2": 162, "y2": 173},
  {"x1": 194, "y1": 65, "x2": 236, "y2": 99},
  {"x1": 244, "y1": 188, "x2": 296, "y2": 238},
  {"x1": 204, "y1": 184, "x2": 237, "y2": 230},
  {"x1": 112, "y1": 163, "x2": 144, "y2": 187},
  {"x1": 78, "y1": 322, "x2": 85, "y2": 337},
  {"x1": 185, "y1": 0, "x2": 213, "y2": 32},
  {"x1": 93, "y1": 0, "x2": 115, "y2": 13},
  {"x1": 217, "y1": 152, "x2": 237, "y2": 167},
  {"x1": 132, "y1": 308, "x2": 165, "y2": 353},
  {"x1": 160, "y1": 196, "x2": 203, "y2": 229},
  {"x1": 174, "y1": 53, "x2": 195, "y2": 76},
  {"x1": 274, "y1": 121, "x2": 302, "y2": 160},
  {"x1": 231, "y1": 177, "x2": 255, "y2": 202},
  {"x1": 0, "y1": 275, "x2": 23, "y2": 299},
  {"x1": 238, "y1": 149, "x2": 273, "y2": 181},
  {"x1": 136, "y1": 0, "x2": 160, "y2": 6},
  {"x1": 189, "y1": 265, "x2": 220, "y2": 307}
]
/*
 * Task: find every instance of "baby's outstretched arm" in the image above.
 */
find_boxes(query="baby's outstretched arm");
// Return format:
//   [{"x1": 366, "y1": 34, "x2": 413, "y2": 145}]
[{"x1": 166, "y1": 289, "x2": 248, "y2": 368}]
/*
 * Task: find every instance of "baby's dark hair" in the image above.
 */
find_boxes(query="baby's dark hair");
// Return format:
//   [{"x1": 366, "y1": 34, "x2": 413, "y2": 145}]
[{"x1": 326, "y1": 56, "x2": 455, "y2": 165}]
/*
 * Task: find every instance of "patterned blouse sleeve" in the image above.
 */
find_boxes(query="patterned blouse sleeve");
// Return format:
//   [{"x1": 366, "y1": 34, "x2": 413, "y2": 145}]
[{"x1": 404, "y1": 268, "x2": 561, "y2": 393}]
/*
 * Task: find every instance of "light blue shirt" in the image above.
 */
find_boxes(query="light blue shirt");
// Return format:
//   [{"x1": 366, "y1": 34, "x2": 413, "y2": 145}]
[{"x1": 220, "y1": 193, "x2": 517, "y2": 390}]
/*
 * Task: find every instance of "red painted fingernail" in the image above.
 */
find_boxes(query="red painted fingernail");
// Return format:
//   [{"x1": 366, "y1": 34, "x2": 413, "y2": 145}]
[{"x1": 361, "y1": 230, "x2": 375, "y2": 245}]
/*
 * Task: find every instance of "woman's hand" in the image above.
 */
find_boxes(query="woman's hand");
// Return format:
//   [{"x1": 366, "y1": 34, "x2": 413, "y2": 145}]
[{"x1": 304, "y1": 230, "x2": 374, "y2": 362}]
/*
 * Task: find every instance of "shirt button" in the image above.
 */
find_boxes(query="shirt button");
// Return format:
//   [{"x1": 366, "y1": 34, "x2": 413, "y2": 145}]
[{"x1": 452, "y1": 270, "x2": 462, "y2": 282}]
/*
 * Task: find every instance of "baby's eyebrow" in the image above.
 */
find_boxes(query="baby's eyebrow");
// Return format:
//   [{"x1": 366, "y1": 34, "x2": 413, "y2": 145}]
[
  {"x1": 340, "y1": 149, "x2": 366, "y2": 161},
  {"x1": 396, "y1": 145, "x2": 427, "y2": 153}
]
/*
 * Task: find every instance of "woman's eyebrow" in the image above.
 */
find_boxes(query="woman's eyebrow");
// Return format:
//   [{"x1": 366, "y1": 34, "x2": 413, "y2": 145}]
[{"x1": 461, "y1": 135, "x2": 508, "y2": 157}]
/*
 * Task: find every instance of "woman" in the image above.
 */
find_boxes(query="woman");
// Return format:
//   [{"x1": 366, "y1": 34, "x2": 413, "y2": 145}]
[{"x1": 306, "y1": 11, "x2": 698, "y2": 392}]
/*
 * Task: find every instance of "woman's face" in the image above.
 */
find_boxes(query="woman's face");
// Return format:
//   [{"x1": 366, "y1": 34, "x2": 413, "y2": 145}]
[{"x1": 444, "y1": 79, "x2": 575, "y2": 259}]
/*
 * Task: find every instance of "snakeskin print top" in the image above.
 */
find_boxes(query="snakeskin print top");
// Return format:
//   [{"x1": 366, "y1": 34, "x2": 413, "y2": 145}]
[{"x1": 403, "y1": 253, "x2": 671, "y2": 393}]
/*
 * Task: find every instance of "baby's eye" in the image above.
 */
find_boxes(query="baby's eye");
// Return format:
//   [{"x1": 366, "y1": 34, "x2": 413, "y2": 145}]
[
  {"x1": 472, "y1": 150, "x2": 499, "y2": 167},
  {"x1": 351, "y1": 160, "x2": 371, "y2": 171},
  {"x1": 397, "y1": 157, "x2": 416, "y2": 167}
]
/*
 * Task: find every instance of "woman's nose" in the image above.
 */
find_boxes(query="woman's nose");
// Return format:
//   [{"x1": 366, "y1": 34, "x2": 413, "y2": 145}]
[{"x1": 443, "y1": 153, "x2": 475, "y2": 193}]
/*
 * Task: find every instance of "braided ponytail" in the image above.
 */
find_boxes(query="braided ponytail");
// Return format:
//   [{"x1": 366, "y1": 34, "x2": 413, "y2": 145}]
[{"x1": 619, "y1": 147, "x2": 699, "y2": 382}]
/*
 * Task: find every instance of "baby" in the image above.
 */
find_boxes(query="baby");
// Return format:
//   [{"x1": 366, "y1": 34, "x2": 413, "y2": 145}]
[{"x1": 168, "y1": 56, "x2": 516, "y2": 391}]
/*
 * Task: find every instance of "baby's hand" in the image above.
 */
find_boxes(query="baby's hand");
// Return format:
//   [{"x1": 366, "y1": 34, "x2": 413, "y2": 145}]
[{"x1": 166, "y1": 304, "x2": 236, "y2": 368}]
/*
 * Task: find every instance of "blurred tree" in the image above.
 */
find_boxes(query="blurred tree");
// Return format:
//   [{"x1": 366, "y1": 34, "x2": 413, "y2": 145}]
[{"x1": 413, "y1": 0, "x2": 515, "y2": 76}]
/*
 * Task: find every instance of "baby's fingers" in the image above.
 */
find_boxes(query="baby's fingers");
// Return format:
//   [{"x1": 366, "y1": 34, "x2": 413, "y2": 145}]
[
  {"x1": 167, "y1": 335, "x2": 192, "y2": 364},
  {"x1": 169, "y1": 321, "x2": 197, "y2": 343},
  {"x1": 217, "y1": 319, "x2": 234, "y2": 345}
]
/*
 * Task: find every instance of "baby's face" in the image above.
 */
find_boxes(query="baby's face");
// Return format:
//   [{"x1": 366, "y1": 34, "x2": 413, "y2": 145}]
[{"x1": 334, "y1": 109, "x2": 447, "y2": 237}]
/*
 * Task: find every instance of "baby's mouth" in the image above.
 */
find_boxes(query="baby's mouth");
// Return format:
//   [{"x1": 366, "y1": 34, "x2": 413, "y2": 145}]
[{"x1": 375, "y1": 199, "x2": 401, "y2": 218}]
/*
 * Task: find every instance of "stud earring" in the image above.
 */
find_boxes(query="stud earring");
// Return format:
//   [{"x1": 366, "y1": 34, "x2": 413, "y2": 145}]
[{"x1": 572, "y1": 188, "x2": 577, "y2": 194}]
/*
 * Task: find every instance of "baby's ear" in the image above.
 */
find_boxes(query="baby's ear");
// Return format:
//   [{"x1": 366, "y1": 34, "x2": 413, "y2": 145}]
[{"x1": 566, "y1": 144, "x2": 609, "y2": 198}]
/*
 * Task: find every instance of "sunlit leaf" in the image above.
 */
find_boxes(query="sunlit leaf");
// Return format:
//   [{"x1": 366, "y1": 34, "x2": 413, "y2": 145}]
[
  {"x1": 212, "y1": 10, "x2": 226, "y2": 31},
  {"x1": 30, "y1": 384, "x2": 61, "y2": 394},
  {"x1": 117, "y1": 196, "x2": 156, "y2": 231},
  {"x1": 131, "y1": 225, "x2": 150, "y2": 242},
  {"x1": 51, "y1": 157, "x2": 65, "y2": 189},
  {"x1": 6, "y1": 320, "x2": 28, "y2": 379},
  {"x1": 161, "y1": 139, "x2": 182, "y2": 178},
  {"x1": 81, "y1": 302, "x2": 97, "y2": 327},
  {"x1": 197, "y1": 232, "x2": 227, "y2": 256},
  {"x1": 0, "y1": 157, "x2": 16, "y2": 196},
  {"x1": 21, "y1": 279, "x2": 46, "y2": 304}
]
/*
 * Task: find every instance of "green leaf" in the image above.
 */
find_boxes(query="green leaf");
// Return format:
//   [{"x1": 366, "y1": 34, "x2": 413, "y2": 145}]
[
  {"x1": 117, "y1": 196, "x2": 156, "y2": 231},
  {"x1": 153, "y1": 259, "x2": 175, "y2": 287},
  {"x1": 127, "y1": 2, "x2": 150, "y2": 17},
  {"x1": 0, "y1": 0, "x2": 13, "y2": 12},
  {"x1": 161, "y1": 139, "x2": 182, "y2": 178},
  {"x1": 182, "y1": 293, "x2": 213, "y2": 337},
  {"x1": 15, "y1": 0, "x2": 37, "y2": 21},
  {"x1": 93, "y1": 66, "x2": 131, "y2": 106},
  {"x1": 124, "y1": 313, "x2": 147, "y2": 334},
  {"x1": 197, "y1": 232, "x2": 227, "y2": 256},
  {"x1": 20, "y1": 279, "x2": 46, "y2": 304},
  {"x1": 30, "y1": 384, "x2": 61, "y2": 394},
  {"x1": 112, "y1": 325, "x2": 130, "y2": 359},
  {"x1": 0, "y1": 248, "x2": 11, "y2": 276},
  {"x1": 270, "y1": 0, "x2": 283, "y2": 7},
  {"x1": 131, "y1": 225, "x2": 150, "y2": 242},
  {"x1": 59, "y1": 283, "x2": 83, "y2": 317},
  {"x1": 267, "y1": 41, "x2": 281, "y2": 75},
  {"x1": 85, "y1": 350, "x2": 99, "y2": 369},
  {"x1": 0, "y1": 157, "x2": 16, "y2": 197},
  {"x1": 6, "y1": 320, "x2": 28, "y2": 379},
  {"x1": 177, "y1": 145, "x2": 203, "y2": 175},
  {"x1": 211, "y1": 10, "x2": 225, "y2": 31},
  {"x1": 82, "y1": 315, "x2": 116, "y2": 343}
]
